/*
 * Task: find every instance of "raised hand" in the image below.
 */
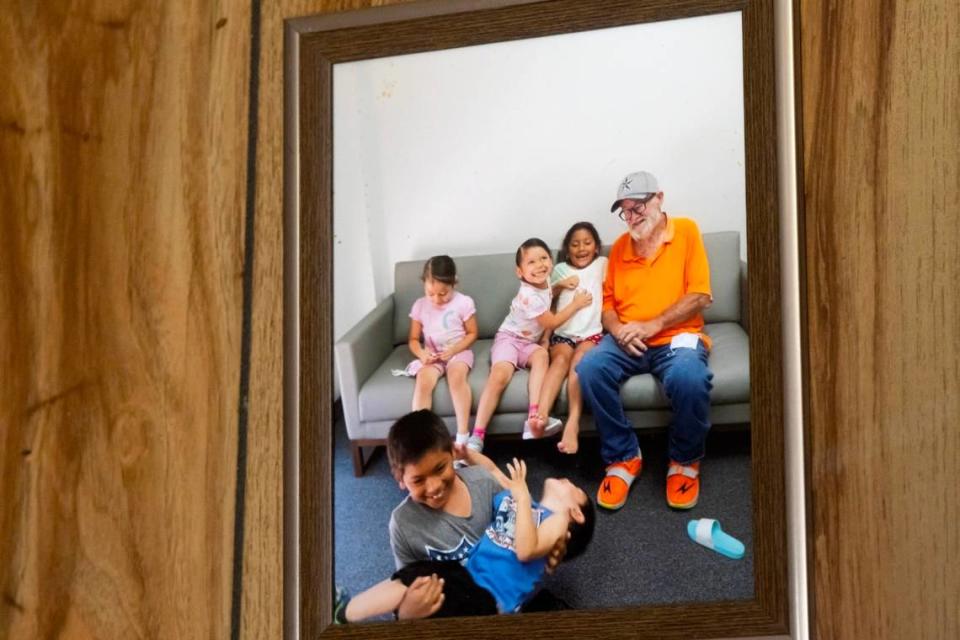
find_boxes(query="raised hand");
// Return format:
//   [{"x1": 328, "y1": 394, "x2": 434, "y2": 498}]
[{"x1": 504, "y1": 458, "x2": 531, "y2": 504}]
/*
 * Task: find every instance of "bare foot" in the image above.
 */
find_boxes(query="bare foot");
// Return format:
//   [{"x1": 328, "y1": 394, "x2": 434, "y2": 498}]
[
  {"x1": 557, "y1": 421, "x2": 580, "y2": 454},
  {"x1": 526, "y1": 413, "x2": 546, "y2": 437}
]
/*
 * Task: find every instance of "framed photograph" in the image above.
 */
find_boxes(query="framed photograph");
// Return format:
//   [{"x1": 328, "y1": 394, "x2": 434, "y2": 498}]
[{"x1": 285, "y1": 0, "x2": 801, "y2": 637}]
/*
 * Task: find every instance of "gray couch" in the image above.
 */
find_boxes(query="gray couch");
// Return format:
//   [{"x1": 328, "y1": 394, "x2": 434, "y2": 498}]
[{"x1": 336, "y1": 232, "x2": 750, "y2": 476}]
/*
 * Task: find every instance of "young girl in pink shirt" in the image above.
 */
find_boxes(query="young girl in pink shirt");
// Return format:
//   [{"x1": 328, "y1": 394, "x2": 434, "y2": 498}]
[{"x1": 405, "y1": 256, "x2": 479, "y2": 448}]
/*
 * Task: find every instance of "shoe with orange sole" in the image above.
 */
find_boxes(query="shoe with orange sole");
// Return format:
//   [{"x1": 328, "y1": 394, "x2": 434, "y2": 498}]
[
  {"x1": 666, "y1": 461, "x2": 700, "y2": 509},
  {"x1": 597, "y1": 456, "x2": 642, "y2": 510}
]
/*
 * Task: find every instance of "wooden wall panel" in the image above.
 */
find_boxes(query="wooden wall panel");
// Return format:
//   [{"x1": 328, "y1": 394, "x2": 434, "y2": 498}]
[
  {"x1": 3, "y1": 0, "x2": 959, "y2": 638},
  {"x1": 800, "y1": 1, "x2": 960, "y2": 638},
  {"x1": 242, "y1": 3, "x2": 408, "y2": 638},
  {"x1": 0, "y1": 1, "x2": 251, "y2": 637}
]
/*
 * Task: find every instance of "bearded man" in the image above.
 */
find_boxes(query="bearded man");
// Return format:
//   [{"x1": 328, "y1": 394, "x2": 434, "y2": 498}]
[{"x1": 576, "y1": 171, "x2": 714, "y2": 511}]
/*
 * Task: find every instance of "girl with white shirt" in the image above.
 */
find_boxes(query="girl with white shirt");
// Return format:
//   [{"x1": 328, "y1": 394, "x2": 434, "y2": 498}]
[{"x1": 534, "y1": 223, "x2": 608, "y2": 454}]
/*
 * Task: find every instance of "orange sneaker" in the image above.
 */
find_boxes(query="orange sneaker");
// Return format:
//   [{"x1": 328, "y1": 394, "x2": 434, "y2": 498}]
[
  {"x1": 597, "y1": 457, "x2": 642, "y2": 511},
  {"x1": 666, "y1": 461, "x2": 700, "y2": 509}
]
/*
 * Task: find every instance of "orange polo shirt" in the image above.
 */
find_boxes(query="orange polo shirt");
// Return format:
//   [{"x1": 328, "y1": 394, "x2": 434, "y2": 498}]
[{"x1": 602, "y1": 217, "x2": 713, "y2": 349}]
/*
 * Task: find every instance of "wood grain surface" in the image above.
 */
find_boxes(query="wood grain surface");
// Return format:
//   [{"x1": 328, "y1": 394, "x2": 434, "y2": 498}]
[
  {"x1": 2, "y1": 0, "x2": 958, "y2": 638},
  {"x1": 800, "y1": 1, "x2": 960, "y2": 638},
  {"x1": 252, "y1": 4, "x2": 412, "y2": 638},
  {"x1": 0, "y1": 2, "x2": 250, "y2": 637}
]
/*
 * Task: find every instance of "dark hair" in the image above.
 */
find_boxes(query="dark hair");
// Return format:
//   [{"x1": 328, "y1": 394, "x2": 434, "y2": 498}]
[
  {"x1": 557, "y1": 222, "x2": 602, "y2": 265},
  {"x1": 515, "y1": 238, "x2": 551, "y2": 267},
  {"x1": 422, "y1": 255, "x2": 457, "y2": 286},
  {"x1": 387, "y1": 409, "x2": 453, "y2": 481},
  {"x1": 563, "y1": 495, "x2": 596, "y2": 562}
]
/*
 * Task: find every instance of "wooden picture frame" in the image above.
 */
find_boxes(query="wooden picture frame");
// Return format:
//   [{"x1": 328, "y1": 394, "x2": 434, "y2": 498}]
[{"x1": 284, "y1": 0, "x2": 796, "y2": 637}]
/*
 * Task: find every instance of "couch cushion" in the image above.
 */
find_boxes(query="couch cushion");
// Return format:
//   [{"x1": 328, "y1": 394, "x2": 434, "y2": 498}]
[
  {"x1": 701, "y1": 231, "x2": 741, "y2": 324},
  {"x1": 392, "y1": 231, "x2": 742, "y2": 343},
  {"x1": 359, "y1": 322, "x2": 749, "y2": 424},
  {"x1": 701, "y1": 322, "x2": 750, "y2": 403}
]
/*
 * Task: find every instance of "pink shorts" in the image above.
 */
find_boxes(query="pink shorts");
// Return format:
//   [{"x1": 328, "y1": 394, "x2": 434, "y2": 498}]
[
  {"x1": 405, "y1": 349, "x2": 474, "y2": 377},
  {"x1": 490, "y1": 331, "x2": 544, "y2": 369}
]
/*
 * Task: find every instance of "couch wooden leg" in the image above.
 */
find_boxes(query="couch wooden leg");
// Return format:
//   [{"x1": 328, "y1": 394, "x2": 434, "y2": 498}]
[{"x1": 351, "y1": 442, "x2": 365, "y2": 477}]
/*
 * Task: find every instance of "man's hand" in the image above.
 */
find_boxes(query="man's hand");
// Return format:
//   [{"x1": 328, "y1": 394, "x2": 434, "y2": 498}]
[
  {"x1": 612, "y1": 324, "x2": 647, "y2": 356},
  {"x1": 614, "y1": 319, "x2": 662, "y2": 356},
  {"x1": 396, "y1": 574, "x2": 445, "y2": 620},
  {"x1": 617, "y1": 319, "x2": 662, "y2": 343}
]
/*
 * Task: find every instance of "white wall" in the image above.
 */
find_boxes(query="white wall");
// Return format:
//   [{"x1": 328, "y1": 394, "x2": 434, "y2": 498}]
[{"x1": 333, "y1": 11, "x2": 746, "y2": 341}]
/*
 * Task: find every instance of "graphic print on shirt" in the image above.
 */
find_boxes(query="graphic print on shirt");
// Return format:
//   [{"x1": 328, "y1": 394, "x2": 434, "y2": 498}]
[
  {"x1": 500, "y1": 284, "x2": 551, "y2": 341},
  {"x1": 515, "y1": 294, "x2": 533, "y2": 337},
  {"x1": 485, "y1": 496, "x2": 544, "y2": 550},
  {"x1": 424, "y1": 535, "x2": 475, "y2": 563},
  {"x1": 429, "y1": 310, "x2": 462, "y2": 350}
]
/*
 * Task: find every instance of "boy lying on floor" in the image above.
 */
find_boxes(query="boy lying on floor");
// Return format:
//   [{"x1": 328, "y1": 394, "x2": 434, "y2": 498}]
[{"x1": 335, "y1": 454, "x2": 596, "y2": 620}]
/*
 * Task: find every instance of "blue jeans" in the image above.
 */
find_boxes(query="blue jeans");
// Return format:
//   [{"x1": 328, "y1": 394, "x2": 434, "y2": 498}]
[{"x1": 576, "y1": 334, "x2": 713, "y2": 465}]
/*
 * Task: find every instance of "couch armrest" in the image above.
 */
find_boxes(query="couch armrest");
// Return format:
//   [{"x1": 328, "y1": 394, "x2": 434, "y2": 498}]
[
  {"x1": 740, "y1": 260, "x2": 749, "y2": 335},
  {"x1": 335, "y1": 295, "x2": 396, "y2": 437}
]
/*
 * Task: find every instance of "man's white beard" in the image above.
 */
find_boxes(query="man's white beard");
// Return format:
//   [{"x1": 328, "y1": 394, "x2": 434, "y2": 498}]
[{"x1": 629, "y1": 217, "x2": 655, "y2": 241}]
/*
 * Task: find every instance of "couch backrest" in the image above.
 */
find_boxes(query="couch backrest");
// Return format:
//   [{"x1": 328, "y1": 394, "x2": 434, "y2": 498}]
[
  {"x1": 392, "y1": 231, "x2": 742, "y2": 344},
  {"x1": 703, "y1": 231, "x2": 741, "y2": 324}
]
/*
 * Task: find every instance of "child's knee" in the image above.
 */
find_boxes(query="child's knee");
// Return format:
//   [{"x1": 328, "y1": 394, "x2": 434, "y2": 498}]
[
  {"x1": 665, "y1": 360, "x2": 712, "y2": 393},
  {"x1": 490, "y1": 364, "x2": 514, "y2": 386},
  {"x1": 447, "y1": 367, "x2": 469, "y2": 387},
  {"x1": 416, "y1": 370, "x2": 438, "y2": 388},
  {"x1": 570, "y1": 349, "x2": 590, "y2": 370},
  {"x1": 553, "y1": 351, "x2": 572, "y2": 369}
]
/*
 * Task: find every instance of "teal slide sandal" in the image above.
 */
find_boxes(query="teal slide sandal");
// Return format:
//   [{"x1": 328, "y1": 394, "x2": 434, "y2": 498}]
[{"x1": 687, "y1": 518, "x2": 745, "y2": 560}]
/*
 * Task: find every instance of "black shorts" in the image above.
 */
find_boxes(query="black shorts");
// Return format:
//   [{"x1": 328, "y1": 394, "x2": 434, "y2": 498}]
[
  {"x1": 549, "y1": 332, "x2": 603, "y2": 349},
  {"x1": 392, "y1": 561, "x2": 498, "y2": 618}
]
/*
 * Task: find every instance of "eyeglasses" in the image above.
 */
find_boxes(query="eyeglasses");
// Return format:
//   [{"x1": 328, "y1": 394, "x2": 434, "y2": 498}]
[{"x1": 617, "y1": 194, "x2": 657, "y2": 221}]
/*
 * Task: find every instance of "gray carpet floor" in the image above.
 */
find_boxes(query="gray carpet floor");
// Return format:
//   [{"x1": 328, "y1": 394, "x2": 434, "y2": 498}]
[{"x1": 334, "y1": 417, "x2": 754, "y2": 612}]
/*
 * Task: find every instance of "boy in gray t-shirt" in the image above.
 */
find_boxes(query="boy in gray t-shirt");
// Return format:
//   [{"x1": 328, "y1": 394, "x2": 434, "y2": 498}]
[
  {"x1": 379, "y1": 410, "x2": 565, "y2": 620},
  {"x1": 389, "y1": 464, "x2": 500, "y2": 569}
]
